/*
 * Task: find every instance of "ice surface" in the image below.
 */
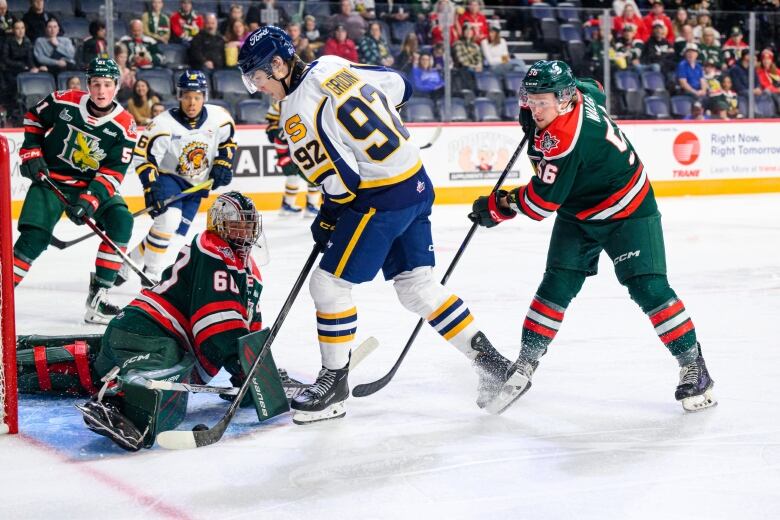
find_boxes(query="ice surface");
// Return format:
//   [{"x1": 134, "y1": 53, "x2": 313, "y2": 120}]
[{"x1": 2, "y1": 194, "x2": 780, "y2": 519}]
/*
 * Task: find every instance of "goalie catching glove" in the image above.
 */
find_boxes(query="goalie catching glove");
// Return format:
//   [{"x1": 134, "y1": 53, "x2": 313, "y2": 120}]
[{"x1": 469, "y1": 189, "x2": 516, "y2": 228}]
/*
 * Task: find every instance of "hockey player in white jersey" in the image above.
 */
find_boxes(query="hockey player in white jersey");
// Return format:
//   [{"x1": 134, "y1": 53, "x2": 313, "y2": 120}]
[
  {"x1": 239, "y1": 26, "x2": 512, "y2": 424},
  {"x1": 119, "y1": 70, "x2": 237, "y2": 286}
]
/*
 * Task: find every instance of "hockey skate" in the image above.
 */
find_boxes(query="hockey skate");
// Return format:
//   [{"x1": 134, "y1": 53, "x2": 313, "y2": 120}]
[
  {"x1": 84, "y1": 273, "x2": 121, "y2": 325},
  {"x1": 76, "y1": 398, "x2": 146, "y2": 451},
  {"x1": 675, "y1": 343, "x2": 717, "y2": 412},
  {"x1": 291, "y1": 365, "x2": 349, "y2": 425},
  {"x1": 483, "y1": 355, "x2": 539, "y2": 416},
  {"x1": 471, "y1": 332, "x2": 513, "y2": 408},
  {"x1": 279, "y1": 200, "x2": 303, "y2": 216},
  {"x1": 304, "y1": 202, "x2": 319, "y2": 218}
]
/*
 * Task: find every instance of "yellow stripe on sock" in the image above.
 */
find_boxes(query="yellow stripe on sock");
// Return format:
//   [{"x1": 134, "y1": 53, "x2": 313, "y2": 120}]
[
  {"x1": 318, "y1": 334, "x2": 355, "y2": 344},
  {"x1": 149, "y1": 229, "x2": 173, "y2": 240},
  {"x1": 316, "y1": 307, "x2": 357, "y2": 320},
  {"x1": 334, "y1": 208, "x2": 376, "y2": 278},
  {"x1": 428, "y1": 294, "x2": 458, "y2": 322},
  {"x1": 443, "y1": 314, "x2": 474, "y2": 340},
  {"x1": 145, "y1": 243, "x2": 168, "y2": 254}
]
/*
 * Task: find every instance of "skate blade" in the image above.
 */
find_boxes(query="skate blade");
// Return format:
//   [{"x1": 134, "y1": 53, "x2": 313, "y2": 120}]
[
  {"x1": 484, "y1": 371, "x2": 532, "y2": 415},
  {"x1": 292, "y1": 402, "x2": 346, "y2": 425},
  {"x1": 681, "y1": 389, "x2": 717, "y2": 412}
]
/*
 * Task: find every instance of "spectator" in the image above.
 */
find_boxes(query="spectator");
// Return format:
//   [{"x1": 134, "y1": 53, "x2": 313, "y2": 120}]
[
  {"x1": 114, "y1": 43, "x2": 136, "y2": 102},
  {"x1": 34, "y1": 18, "x2": 75, "y2": 73},
  {"x1": 219, "y1": 3, "x2": 243, "y2": 35},
  {"x1": 354, "y1": 0, "x2": 376, "y2": 21},
  {"x1": 431, "y1": 42, "x2": 444, "y2": 70},
  {"x1": 671, "y1": 7, "x2": 689, "y2": 40},
  {"x1": 683, "y1": 100, "x2": 709, "y2": 120},
  {"x1": 328, "y1": 0, "x2": 367, "y2": 42},
  {"x1": 723, "y1": 27, "x2": 749, "y2": 68},
  {"x1": 411, "y1": 52, "x2": 444, "y2": 99},
  {"x1": 729, "y1": 49, "x2": 762, "y2": 96},
  {"x1": 287, "y1": 22, "x2": 314, "y2": 62},
  {"x1": 642, "y1": 0, "x2": 674, "y2": 44},
  {"x1": 698, "y1": 27, "x2": 722, "y2": 68},
  {"x1": 151, "y1": 101, "x2": 166, "y2": 118},
  {"x1": 247, "y1": 0, "x2": 289, "y2": 32},
  {"x1": 612, "y1": 4, "x2": 647, "y2": 43},
  {"x1": 585, "y1": 21, "x2": 606, "y2": 77},
  {"x1": 22, "y1": 0, "x2": 57, "y2": 43},
  {"x1": 189, "y1": 12, "x2": 224, "y2": 70},
  {"x1": 358, "y1": 21, "x2": 394, "y2": 66},
  {"x1": 718, "y1": 75, "x2": 741, "y2": 119},
  {"x1": 703, "y1": 60, "x2": 722, "y2": 99},
  {"x1": 127, "y1": 79, "x2": 160, "y2": 126},
  {"x1": 692, "y1": 10, "x2": 718, "y2": 42},
  {"x1": 611, "y1": 0, "x2": 639, "y2": 18},
  {"x1": 65, "y1": 75, "x2": 81, "y2": 89},
  {"x1": 142, "y1": 0, "x2": 171, "y2": 45},
  {"x1": 224, "y1": 18, "x2": 248, "y2": 67},
  {"x1": 302, "y1": 15, "x2": 323, "y2": 55},
  {"x1": 1, "y1": 19, "x2": 38, "y2": 105},
  {"x1": 481, "y1": 25, "x2": 521, "y2": 76},
  {"x1": 458, "y1": 0, "x2": 489, "y2": 44},
  {"x1": 323, "y1": 24, "x2": 358, "y2": 62},
  {"x1": 756, "y1": 48, "x2": 780, "y2": 94},
  {"x1": 170, "y1": 0, "x2": 203, "y2": 44},
  {"x1": 0, "y1": 0, "x2": 17, "y2": 41},
  {"x1": 79, "y1": 20, "x2": 109, "y2": 68},
  {"x1": 452, "y1": 24, "x2": 481, "y2": 92},
  {"x1": 676, "y1": 43, "x2": 706, "y2": 98},
  {"x1": 644, "y1": 19, "x2": 675, "y2": 72},
  {"x1": 711, "y1": 98, "x2": 729, "y2": 119},
  {"x1": 673, "y1": 23, "x2": 695, "y2": 61},
  {"x1": 396, "y1": 32, "x2": 419, "y2": 73},
  {"x1": 378, "y1": 1, "x2": 410, "y2": 24},
  {"x1": 429, "y1": 3, "x2": 460, "y2": 46},
  {"x1": 613, "y1": 24, "x2": 643, "y2": 70},
  {"x1": 121, "y1": 19, "x2": 164, "y2": 69}
]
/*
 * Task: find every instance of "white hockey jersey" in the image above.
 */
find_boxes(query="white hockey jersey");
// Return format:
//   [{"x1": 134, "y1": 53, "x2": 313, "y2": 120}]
[
  {"x1": 132, "y1": 104, "x2": 237, "y2": 186},
  {"x1": 280, "y1": 55, "x2": 431, "y2": 214}
]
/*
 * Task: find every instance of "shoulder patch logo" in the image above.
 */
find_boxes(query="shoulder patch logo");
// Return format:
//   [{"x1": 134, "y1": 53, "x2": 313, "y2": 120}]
[
  {"x1": 177, "y1": 141, "x2": 210, "y2": 178},
  {"x1": 59, "y1": 109, "x2": 72, "y2": 122},
  {"x1": 217, "y1": 246, "x2": 235, "y2": 261},
  {"x1": 58, "y1": 124, "x2": 107, "y2": 172},
  {"x1": 538, "y1": 131, "x2": 560, "y2": 153}
]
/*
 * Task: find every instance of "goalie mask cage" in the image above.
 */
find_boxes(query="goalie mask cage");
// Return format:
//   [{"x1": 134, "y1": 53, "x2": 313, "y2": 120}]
[{"x1": 0, "y1": 134, "x2": 18, "y2": 434}]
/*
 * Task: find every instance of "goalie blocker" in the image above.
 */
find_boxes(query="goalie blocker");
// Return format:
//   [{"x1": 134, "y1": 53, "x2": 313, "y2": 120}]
[{"x1": 17, "y1": 329, "x2": 289, "y2": 451}]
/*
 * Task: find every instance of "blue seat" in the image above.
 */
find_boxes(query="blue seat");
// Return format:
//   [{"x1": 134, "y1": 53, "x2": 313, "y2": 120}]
[
  {"x1": 17, "y1": 72, "x2": 56, "y2": 109},
  {"x1": 136, "y1": 68, "x2": 175, "y2": 99},
  {"x1": 531, "y1": 2, "x2": 554, "y2": 20},
  {"x1": 503, "y1": 71, "x2": 525, "y2": 96},
  {"x1": 755, "y1": 94, "x2": 777, "y2": 117},
  {"x1": 737, "y1": 95, "x2": 748, "y2": 118},
  {"x1": 159, "y1": 43, "x2": 188, "y2": 70},
  {"x1": 475, "y1": 71, "x2": 503, "y2": 95},
  {"x1": 641, "y1": 70, "x2": 667, "y2": 95},
  {"x1": 558, "y1": 23, "x2": 582, "y2": 42},
  {"x1": 212, "y1": 69, "x2": 247, "y2": 104},
  {"x1": 556, "y1": 2, "x2": 580, "y2": 23},
  {"x1": 670, "y1": 95, "x2": 692, "y2": 117},
  {"x1": 47, "y1": 0, "x2": 73, "y2": 16},
  {"x1": 402, "y1": 98, "x2": 436, "y2": 123},
  {"x1": 437, "y1": 97, "x2": 470, "y2": 122},
  {"x1": 60, "y1": 17, "x2": 89, "y2": 40},
  {"x1": 615, "y1": 70, "x2": 641, "y2": 91},
  {"x1": 208, "y1": 98, "x2": 231, "y2": 112},
  {"x1": 473, "y1": 97, "x2": 501, "y2": 122},
  {"x1": 57, "y1": 71, "x2": 88, "y2": 91},
  {"x1": 391, "y1": 21, "x2": 415, "y2": 44},
  {"x1": 644, "y1": 95, "x2": 671, "y2": 119},
  {"x1": 503, "y1": 97, "x2": 520, "y2": 121},
  {"x1": 540, "y1": 18, "x2": 561, "y2": 49},
  {"x1": 236, "y1": 99, "x2": 270, "y2": 124}
]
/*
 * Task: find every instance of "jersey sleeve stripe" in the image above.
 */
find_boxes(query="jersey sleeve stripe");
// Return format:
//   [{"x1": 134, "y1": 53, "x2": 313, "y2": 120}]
[
  {"x1": 192, "y1": 310, "x2": 246, "y2": 341},
  {"x1": 525, "y1": 181, "x2": 561, "y2": 211},
  {"x1": 517, "y1": 186, "x2": 548, "y2": 221}
]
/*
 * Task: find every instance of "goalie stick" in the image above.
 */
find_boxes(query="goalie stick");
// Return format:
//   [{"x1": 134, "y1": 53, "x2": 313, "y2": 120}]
[
  {"x1": 49, "y1": 180, "x2": 214, "y2": 250},
  {"x1": 145, "y1": 336, "x2": 380, "y2": 397},
  {"x1": 156, "y1": 243, "x2": 321, "y2": 450},
  {"x1": 351, "y1": 132, "x2": 530, "y2": 398}
]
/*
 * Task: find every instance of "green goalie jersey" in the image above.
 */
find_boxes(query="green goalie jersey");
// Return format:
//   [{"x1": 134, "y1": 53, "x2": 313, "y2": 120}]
[
  {"x1": 123, "y1": 231, "x2": 264, "y2": 382},
  {"x1": 22, "y1": 90, "x2": 137, "y2": 204},
  {"x1": 511, "y1": 79, "x2": 658, "y2": 222}
]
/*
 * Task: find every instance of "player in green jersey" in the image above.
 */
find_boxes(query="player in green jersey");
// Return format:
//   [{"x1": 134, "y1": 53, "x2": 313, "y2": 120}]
[
  {"x1": 13, "y1": 58, "x2": 138, "y2": 324},
  {"x1": 470, "y1": 60, "x2": 716, "y2": 414}
]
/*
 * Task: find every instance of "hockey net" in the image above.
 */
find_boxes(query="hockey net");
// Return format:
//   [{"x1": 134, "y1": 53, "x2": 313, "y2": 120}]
[{"x1": 0, "y1": 134, "x2": 18, "y2": 434}]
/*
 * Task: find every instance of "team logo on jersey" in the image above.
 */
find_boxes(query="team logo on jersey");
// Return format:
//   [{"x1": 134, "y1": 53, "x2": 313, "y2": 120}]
[
  {"x1": 58, "y1": 109, "x2": 73, "y2": 122},
  {"x1": 538, "y1": 131, "x2": 560, "y2": 153},
  {"x1": 58, "y1": 125, "x2": 107, "y2": 172},
  {"x1": 178, "y1": 141, "x2": 210, "y2": 178}
]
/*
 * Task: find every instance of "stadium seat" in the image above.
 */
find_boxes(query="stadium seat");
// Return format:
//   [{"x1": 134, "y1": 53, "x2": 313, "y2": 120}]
[
  {"x1": 644, "y1": 95, "x2": 671, "y2": 119},
  {"x1": 236, "y1": 99, "x2": 269, "y2": 124},
  {"x1": 208, "y1": 98, "x2": 231, "y2": 112},
  {"x1": 754, "y1": 94, "x2": 777, "y2": 117},
  {"x1": 376, "y1": 20, "x2": 392, "y2": 46},
  {"x1": 437, "y1": 97, "x2": 470, "y2": 122},
  {"x1": 670, "y1": 95, "x2": 692, "y2": 118},
  {"x1": 473, "y1": 97, "x2": 501, "y2": 122},
  {"x1": 391, "y1": 21, "x2": 415, "y2": 44},
  {"x1": 402, "y1": 97, "x2": 436, "y2": 123},
  {"x1": 556, "y1": 2, "x2": 580, "y2": 23},
  {"x1": 641, "y1": 70, "x2": 667, "y2": 96},
  {"x1": 46, "y1": 0, "x2": 73, "y2": 16},
  {"x1": 212, "y1": 69, "x2": 247, "y2": 105},
  {"x1": 540, "y1": 18, "x2": 561, "y2": 49},
  {"x1": 159, "y1": 44, "x2": 189, "y2": 70},
  {"x1": 136, "y1": 68, "x2": 175, "y2": 99},
  {"x1": 113, "y1": 19, "x2": 128, "y2": 38},
  {"x1": 17, "y1": 72, "x2": 56, "y2": 109},
  {"x1": 503, "y1": 97, "x2": 520, "y2": 121},
  {"x1": 564, "y1": 41, "x2": 586, "y2": 72},
  {"x1": 192, "y1": 0, "x2": 220, "y2": 14},
  {"x1": 503, "y1": 72, "x2": 525, "y2": 96},
  {"x1": 304, "y1": 4, "x2": 331, "y2": 19},
  {"x1": 615, "y1": 70, "x2": 644, "y2": 116},
  {"x1": 161, "y1": 99, "x2": 179, "y2": 111},
  {"x1": 78, "y1": 0, "x2": 103, "y2": 18},
  {"x1": 531, "y1": 2, "x2": 554, "y2": 20},
  {"x1": 475, "y1": 71, "x2": 504, "y2": 106},
  {"x1": 57, "y1": 71, "x2": 88, "y2": 91},
  {"x1": 60, "y1": 18, "x2": 89, "y2": 40},
  {"x1": 558, "y1": 23, "x2": 582, "y2": 43},
  {"x1": 737, "y1": 95, "x2": 748, "y2": 117}
]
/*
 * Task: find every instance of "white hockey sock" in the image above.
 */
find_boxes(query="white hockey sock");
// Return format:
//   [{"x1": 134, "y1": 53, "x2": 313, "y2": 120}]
[
  {"x1": 142, "y1": 209, "x2": 180, "y2": 274},
  {"x1": 284, "y1": 175, "x2": 299, "y2": 206},
  {"x1": 310, "y1": 267, "x2": 356, "y2": 370}
]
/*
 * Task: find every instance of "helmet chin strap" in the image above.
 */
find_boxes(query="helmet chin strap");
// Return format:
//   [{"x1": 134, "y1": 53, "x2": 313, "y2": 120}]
[{"x1": 273, "y1": 57, "x2": 305, "y2": 96}]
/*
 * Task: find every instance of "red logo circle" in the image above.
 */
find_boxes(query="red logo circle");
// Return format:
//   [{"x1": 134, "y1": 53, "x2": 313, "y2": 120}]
[{"x1": 673, "y1": 131, "x2": 700, "y2": 165}]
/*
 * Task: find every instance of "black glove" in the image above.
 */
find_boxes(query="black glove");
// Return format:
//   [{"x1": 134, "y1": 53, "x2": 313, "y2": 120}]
[
  {"x1": 468, "y1": 189, "x2": 516, "y2": 228},
  {"x1": 144, "y1": 180, "x2": 167, "y2": 217},
  {"x1": 210, "y1": 159, "x2": 233, "y2": 188},
  {"x1": 311, "y1": 213, "x2": 336, "y2": 249},
  {"x1": 19, "y1": 148, "x2": 50, "y2": 181},
  {"x1": 66, "y1": 192, "x2": 99, "y2": 225},
  {"x1": 519, "y1": 106, "x2": 535, "y2": 137}
]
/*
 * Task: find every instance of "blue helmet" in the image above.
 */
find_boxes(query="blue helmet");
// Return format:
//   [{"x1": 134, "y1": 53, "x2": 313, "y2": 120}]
[
  {"x1": 177, "y1": 70, "x2": 209, "y2": 100},
  {"x1": 238, "y1": 25, "x2": 296, "y2": 94}
]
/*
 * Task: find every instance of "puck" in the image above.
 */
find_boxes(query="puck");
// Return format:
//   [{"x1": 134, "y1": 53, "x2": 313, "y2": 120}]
[{"x1": 192, "y1": 423, "x2": 208, "y2": 432}]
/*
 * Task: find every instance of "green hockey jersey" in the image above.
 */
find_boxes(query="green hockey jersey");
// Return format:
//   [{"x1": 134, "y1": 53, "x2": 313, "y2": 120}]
[
  {"x1": 512, "y1": 79, "x2": 657, "y2": 222},
  {"x1": 22, "y1": 90, "x2": 137, "y2": 206},
  {"x1": 124, "y1": 231, "x2": 263, "y2": 382}
]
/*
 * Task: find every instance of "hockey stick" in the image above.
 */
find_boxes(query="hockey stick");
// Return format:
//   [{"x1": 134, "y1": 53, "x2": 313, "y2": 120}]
[
  {"x1": 146, "y1": 337, "x2": 380, "y2": 395},
  {"x1": 156, "y1": 243, "x2": 321, "y2": 450},
  {"x1": 352, "y1": 133, "x2": 530, "y2": 398},
  {"x1": 40, "y1": 176, "x2": 155, "y2": 287},
  {"x1": 418, "y1": 126, "x2": 443, "y2": 150},
  {"x1": 49, "y1": 180, "x2": 214, "y2": 250}
]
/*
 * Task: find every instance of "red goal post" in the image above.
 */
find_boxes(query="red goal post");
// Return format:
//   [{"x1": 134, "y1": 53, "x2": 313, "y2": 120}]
[{"x1": 0, "y1": 134, "x2": 18, "y2": 434}]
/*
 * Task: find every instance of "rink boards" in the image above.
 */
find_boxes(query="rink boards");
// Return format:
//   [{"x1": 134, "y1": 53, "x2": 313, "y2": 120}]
[{"x1": 3, "y1": 119, "x2": 780, "y2": 217}]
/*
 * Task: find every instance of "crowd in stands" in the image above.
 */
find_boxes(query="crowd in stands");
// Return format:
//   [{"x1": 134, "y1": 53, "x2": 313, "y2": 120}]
[{"x1": 1, "y1": 0, "x2": 780, "y2": 124}]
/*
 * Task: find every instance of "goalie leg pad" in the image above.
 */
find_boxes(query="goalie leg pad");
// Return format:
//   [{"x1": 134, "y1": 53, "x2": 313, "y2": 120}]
[
  {"x1": 16, "y1": 334, "x2": 103, "y2": 396},
  {"x1": 237, "y1": 329, "x2": 290, "y2": 422}
]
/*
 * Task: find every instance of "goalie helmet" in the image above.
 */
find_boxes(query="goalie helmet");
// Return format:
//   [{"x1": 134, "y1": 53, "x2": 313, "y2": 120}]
[
  {"x1": 520, "y1": 60, "x2": 576, "y2": 109},
  {"x1": 207, "y1": 191, "x2": 262, "y2": 259}
]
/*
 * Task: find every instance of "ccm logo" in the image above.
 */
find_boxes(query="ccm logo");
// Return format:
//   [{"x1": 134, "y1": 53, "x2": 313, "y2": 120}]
[{"x1": 613, "y1": 250, "x2": 640, "y2": 265}]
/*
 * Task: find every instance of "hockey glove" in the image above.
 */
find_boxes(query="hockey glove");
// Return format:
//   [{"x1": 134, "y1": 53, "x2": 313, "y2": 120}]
[
  {"x1": 311, "y1": 213, "x2": 336, "y2": 249},
  {"x1": 519, "y1": 106, "x2": 535, "y2": 138},
  {"x1": 469, "y1": 189, "x2": 516, "y2": 228},
  {"x1": 144, "y1": 180, "x2": 167, "y2": 217},
  {"x1": 210, "y1": 159, "x2": 233, "y2": 188},
  {"x1": 19, "y1": 148, "x2": 50, "y2": 182},
  {"x1": 66, "y1": 192, "x2": 99, "y2": 225}
]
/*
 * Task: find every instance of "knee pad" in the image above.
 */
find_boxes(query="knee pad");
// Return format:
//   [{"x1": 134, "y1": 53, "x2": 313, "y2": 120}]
[
  {"x1": 536, "y1": 267, "x2": 587, "y2": 309},
  {"x1": 393, "y1": 266, "x2": 449, "y2": 317},
  {"x1": 309, "y1": 267, "x2": 354, "y2": 310},
  {"x1": 14, "y1": 225, "x2": 52, "y2": 261},
  {"x1": 623, "y1": 274, "x2": 677, "y2": 313}
]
